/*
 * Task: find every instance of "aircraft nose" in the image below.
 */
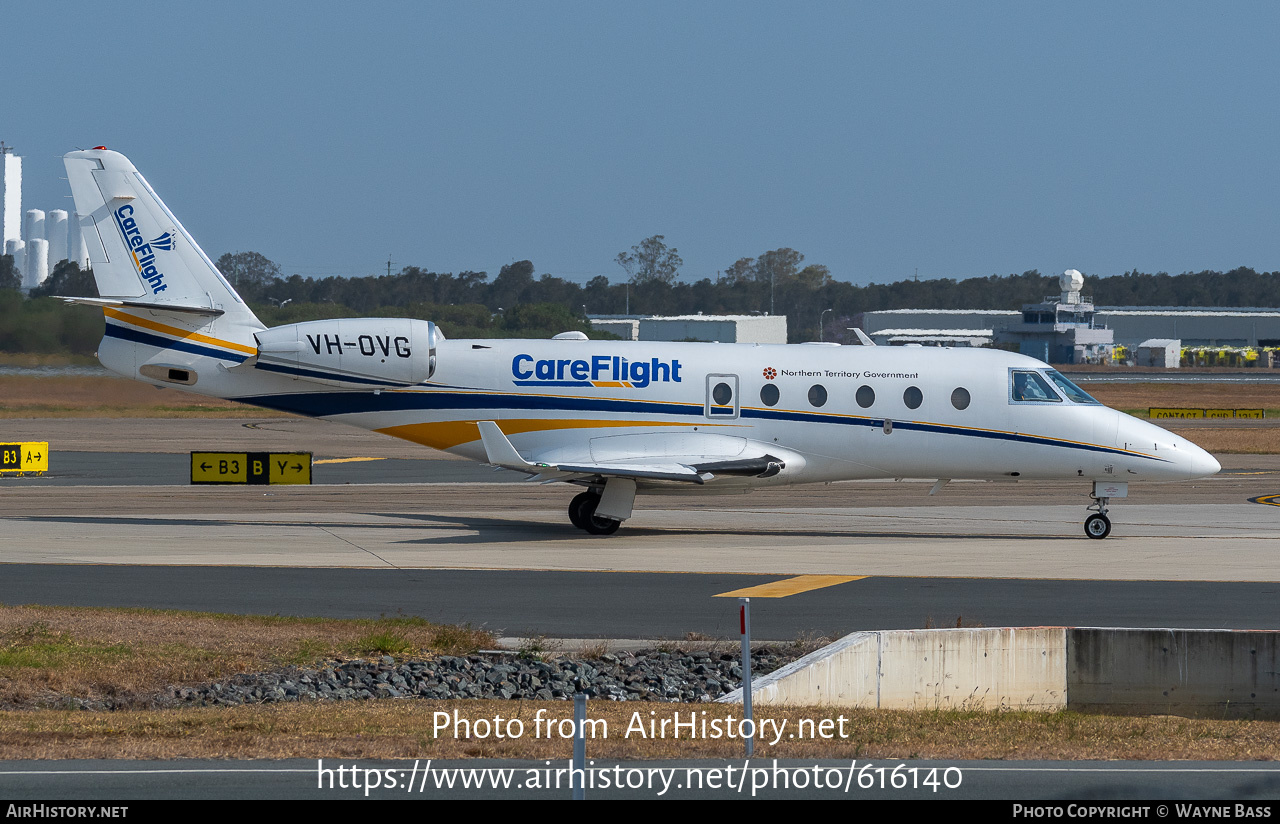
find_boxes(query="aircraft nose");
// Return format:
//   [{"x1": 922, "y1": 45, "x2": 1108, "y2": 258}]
[{"x1": 1186, "y1": 446, "x2": 1221, "y2": 480}]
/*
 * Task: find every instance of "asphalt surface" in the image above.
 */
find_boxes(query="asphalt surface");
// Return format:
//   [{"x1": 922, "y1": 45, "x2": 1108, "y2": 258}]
[
  {"x1": 0, "y1": 566, "x2": 1276, "y2": 639},
  {"x1": 0, "y1": 451, "x2": 523, "y2": 486}
]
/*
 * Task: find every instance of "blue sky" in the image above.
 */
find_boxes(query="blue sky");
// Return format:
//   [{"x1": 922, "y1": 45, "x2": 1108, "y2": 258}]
[{"x1": 6, "y1": 2, "x2": 1279, "y2": 285}]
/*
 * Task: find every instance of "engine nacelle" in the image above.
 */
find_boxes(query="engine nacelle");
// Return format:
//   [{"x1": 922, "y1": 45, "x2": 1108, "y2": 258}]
[{"x1": 253, "y1": 318, "x2": 440, "y2": 388}]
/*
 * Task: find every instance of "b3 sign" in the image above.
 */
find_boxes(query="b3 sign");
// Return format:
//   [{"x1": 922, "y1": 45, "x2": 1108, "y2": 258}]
[
  {"x1": 191, "y1": 452, "x2": 312, "y2": 485},
  {"x1": 0, "y1": 442, "x2": 48, "y2": 474}
]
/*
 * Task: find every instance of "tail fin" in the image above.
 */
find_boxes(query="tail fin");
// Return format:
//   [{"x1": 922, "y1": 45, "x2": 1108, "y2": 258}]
[{"x1": 62, "y1": 148, "x2": 262, "y2": 328}]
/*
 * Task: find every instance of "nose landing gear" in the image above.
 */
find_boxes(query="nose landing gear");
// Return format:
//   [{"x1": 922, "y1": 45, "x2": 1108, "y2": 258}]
[
  {"x1": 1084, "y1": 481, "x2": 1126, "y2": 539},
  {"x1": 1085, "y1": 495, "x2": 1112, "y2": 539}
]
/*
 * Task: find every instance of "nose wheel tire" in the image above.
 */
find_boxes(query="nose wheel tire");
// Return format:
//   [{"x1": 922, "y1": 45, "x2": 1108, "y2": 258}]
[
  {"x1": 569, "y1": 490, "x2": 622, "y2": 535},
  {"x1": 1084, "y1": 513, "x2": 1112, "y2": 540}
]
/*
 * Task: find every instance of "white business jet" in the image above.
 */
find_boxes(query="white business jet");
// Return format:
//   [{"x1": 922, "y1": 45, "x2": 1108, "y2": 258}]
[{"x1": 60, "y1": 148, "x2": 1220, "y2": 539}]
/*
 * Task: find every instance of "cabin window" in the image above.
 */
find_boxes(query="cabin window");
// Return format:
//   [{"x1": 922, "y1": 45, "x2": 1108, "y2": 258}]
[
  {"x1": 856, "y1": 385, "x2": 875, "y2": 408},
  {"x1": 808, "y1": 384, "x2": 828, "y2": 407},
  {"x1": 903, "y1": 386, "x2": 923, "y2": 409},
  {"x1": 759, "y1": 383, "x2": 780, "y2": 407},
  {"x1": 712, "y1": 382, "x2": 733, "y2": 406},
  {"x1": 1045, "y1": 370, "x2": 1100, "y2": 404},
  {"x1": 951, "y1": 387, "x2": 970, "y2": 410},
  {"x1": 1010, "y1": 370, "x2": 1061, "y2": 403}
]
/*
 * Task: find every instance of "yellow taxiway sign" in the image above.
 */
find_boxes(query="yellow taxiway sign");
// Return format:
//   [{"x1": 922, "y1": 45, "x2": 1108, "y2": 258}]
[{"x1": 191, "y1": 452, "x2": 312, "y2": 485}]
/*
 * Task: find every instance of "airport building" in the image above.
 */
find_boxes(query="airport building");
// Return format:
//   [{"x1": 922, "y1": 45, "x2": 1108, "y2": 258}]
[
  {"x1": 589, "y1": 313, "x2": 788, "y2": 344},
  {"x1": 858, "y1": 271, "x2": 1280, "y2": 364},
  {"x1": 862, "y1": 306, "x2": 1280, "y2": 356},
  {"x1": 994, "y1": 270, "x2": 1115, "y2": 363}
]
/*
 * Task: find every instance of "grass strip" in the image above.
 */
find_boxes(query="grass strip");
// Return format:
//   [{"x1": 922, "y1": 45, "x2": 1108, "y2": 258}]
[
  {"x1": 0, "y1": 605, "x2": 494, "y2": 709},
  {"x1": 1, "y1": 702, "x2": 1277, "y2": 761}
]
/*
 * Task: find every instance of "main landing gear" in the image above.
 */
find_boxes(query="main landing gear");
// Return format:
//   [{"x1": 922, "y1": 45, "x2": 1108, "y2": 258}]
[
  {"x1": 569, "y1": 490, "x2": 621, "y2": 535},
  {"x1": 1084, "y1": 496, "x2": 1112, "y2": 540}
]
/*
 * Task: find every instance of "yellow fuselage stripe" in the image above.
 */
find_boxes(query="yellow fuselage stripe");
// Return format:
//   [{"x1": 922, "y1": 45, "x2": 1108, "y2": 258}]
[
  {"x1": 375, "y1": 418, "x2": 710, "y2": 451},
  {"x1": 103, "y1": 307, "x2": 257, "y2": 355}
]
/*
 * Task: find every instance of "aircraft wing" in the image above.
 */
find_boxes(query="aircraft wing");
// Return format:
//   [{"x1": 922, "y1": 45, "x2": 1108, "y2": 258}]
[{"x1": 475, "y1": 421, "x2": 785, "y2": 485}]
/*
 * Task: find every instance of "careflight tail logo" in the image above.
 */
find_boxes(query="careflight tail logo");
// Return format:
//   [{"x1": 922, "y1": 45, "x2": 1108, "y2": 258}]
[
  {"x1": 112, "y1": 204, "x2": 170, "y2": 294},
  {"x1": 148, "y1": 231, "x2": 176, "y2": 251},
  {"x1": 512, "y1": 353, "x2": 683, "y2": 388}
]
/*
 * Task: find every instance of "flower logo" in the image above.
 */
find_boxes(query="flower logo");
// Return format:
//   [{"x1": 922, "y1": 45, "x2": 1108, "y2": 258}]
[{"x1": 762, "y1": 367, "x2": 777, "y2": 380}]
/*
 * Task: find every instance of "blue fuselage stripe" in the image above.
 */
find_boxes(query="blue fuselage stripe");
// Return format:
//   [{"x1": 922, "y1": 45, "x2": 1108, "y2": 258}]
[
  {"x1": 254, "y1": 360, "x2": 412, "y2": 387},
  {"x1": 104, "y1": 322, "x2": 249, "y2": 363},
  {"x1": 230, "y1": 388, "x2": 1161, "y2": 462}
]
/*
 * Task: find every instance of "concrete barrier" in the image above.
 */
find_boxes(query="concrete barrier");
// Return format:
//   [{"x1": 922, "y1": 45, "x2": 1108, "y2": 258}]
[
  {"x1": 721, "y1": 627, "x2": 1067, "y2": 710},
  {"x1": 1069, "y1": 628, "x2": 1280, "y2": 718},
  {"x1": 721, "y1": 627, "x2": 1280, "y2": 717}
]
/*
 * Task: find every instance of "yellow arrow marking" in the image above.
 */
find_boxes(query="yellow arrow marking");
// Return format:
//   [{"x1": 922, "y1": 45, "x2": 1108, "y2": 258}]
[{"x1": 714, "y1": 575, "x2": 867, "y2": 599}]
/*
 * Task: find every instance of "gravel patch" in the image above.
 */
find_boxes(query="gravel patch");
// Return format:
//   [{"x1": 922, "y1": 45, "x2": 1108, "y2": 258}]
[{"x1": 44, "y1": 648, "x2": 798, "y2": 710}]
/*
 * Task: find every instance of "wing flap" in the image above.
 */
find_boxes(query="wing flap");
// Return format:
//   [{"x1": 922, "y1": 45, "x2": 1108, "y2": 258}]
[
  {"x1": 476, "y1": 421, "x2": 786, "y2": 485},
  {"x1": 555, "y1": 462, "x2": 708, "y2": 484}
]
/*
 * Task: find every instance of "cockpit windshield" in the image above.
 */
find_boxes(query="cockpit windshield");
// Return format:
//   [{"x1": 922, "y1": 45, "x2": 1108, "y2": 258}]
[
  {"x1": 1044, "y1": 370, "x2": 1100, "y2": 404},
  {"x1": 1010, "y1": 370, "x2": 1061, "y2": 402}
]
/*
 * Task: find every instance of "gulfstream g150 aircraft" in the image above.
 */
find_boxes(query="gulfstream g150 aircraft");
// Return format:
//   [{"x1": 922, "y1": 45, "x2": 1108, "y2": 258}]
[{"x1": 61, "y1": 148, "x2": 1220, "y2": 539}]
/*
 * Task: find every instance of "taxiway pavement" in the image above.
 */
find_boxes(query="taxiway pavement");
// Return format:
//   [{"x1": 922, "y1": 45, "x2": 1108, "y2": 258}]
[{"x1": 2, "y1": 417, "x2": 1278, "y2": 638}]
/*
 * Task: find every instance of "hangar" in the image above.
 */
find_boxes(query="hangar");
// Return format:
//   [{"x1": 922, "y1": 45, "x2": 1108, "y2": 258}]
[{"x1": 588, "y1": 313, "x2": 788, "y2": 344}]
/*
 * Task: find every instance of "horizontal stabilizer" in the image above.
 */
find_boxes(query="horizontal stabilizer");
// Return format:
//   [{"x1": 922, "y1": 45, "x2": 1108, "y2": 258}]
[{"x1": 56, "y1": 296, "x2": 224, "y2": 317}]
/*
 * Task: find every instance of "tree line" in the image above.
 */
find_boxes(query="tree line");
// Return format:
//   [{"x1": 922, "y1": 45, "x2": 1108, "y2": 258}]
[{"x1": 3, "y1": 243, "x2": 1280, "y2": 355}]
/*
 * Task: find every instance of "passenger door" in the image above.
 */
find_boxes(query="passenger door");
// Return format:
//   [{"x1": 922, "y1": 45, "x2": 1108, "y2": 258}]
[{"x1": 704, "y1": 374, "x2": 740, "y2": 419}]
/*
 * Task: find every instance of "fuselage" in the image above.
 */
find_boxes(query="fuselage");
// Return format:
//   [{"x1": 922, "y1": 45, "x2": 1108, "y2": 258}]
[{"x1": 96, "y1": 313, "x2": 1221, "y2": 491}]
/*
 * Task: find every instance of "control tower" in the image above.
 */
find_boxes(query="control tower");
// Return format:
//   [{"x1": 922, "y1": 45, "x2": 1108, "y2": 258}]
[{"x1": 996, "y1": 270, "x2": 1115, "y2": 364}]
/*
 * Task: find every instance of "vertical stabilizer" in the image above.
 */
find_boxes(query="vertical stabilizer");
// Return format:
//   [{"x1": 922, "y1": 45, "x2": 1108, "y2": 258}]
[{"x1": 63, "y1": 149, "x2": 262, "y2": 328}]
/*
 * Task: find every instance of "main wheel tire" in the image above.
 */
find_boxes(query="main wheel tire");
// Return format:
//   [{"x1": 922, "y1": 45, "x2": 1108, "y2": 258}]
[
  {"x1": 570, "y1": 490, "x2": 622, "y2": 535},
  {"x1": 1084, "y1": 513, "x2": 1112, "y2": 540},
  {"x1": 568, "y1": 491, "x2": 595, "y2": 529}
]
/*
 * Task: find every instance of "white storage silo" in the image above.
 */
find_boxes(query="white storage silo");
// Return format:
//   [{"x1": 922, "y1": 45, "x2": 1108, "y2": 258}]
[
  {"x1": 46, "y1": 209, "x2": 68, "y2": 265},
  {"x1": 24, "y1": 208, "x2": 44, "y2": 245},
  {"x1": 24, "y1": 238, "x2": 48, "y2": 290},
  {"x1": 4, "y1": 238, "x2": 24, "y2": 279},
  {"x1": 68, "y1": 212, "x2": 90, "y2": 268}
]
